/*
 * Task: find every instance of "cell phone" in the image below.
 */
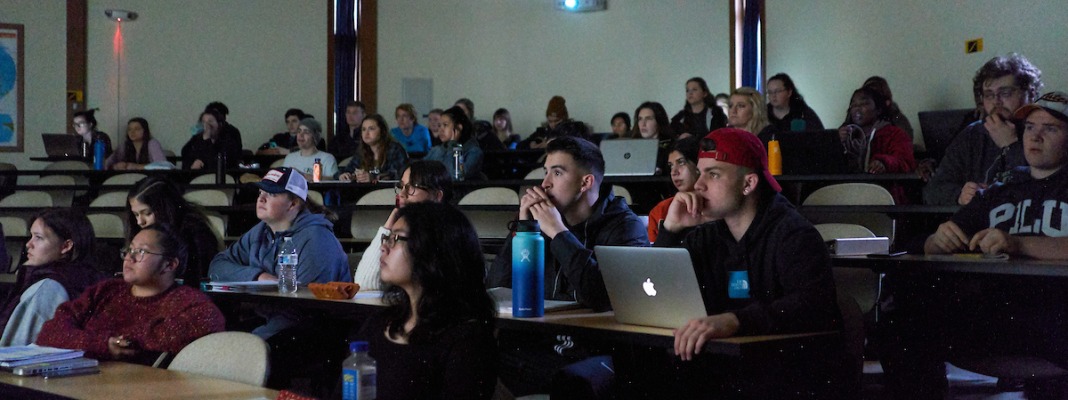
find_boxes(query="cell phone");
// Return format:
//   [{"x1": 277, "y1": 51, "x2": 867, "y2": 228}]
[{"x1": 866, "y1": 251, "x2": 907, "y2": 258}]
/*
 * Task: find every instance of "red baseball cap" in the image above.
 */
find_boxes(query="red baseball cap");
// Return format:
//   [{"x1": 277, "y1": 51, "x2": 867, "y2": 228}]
[{"x1": 698, "y1": 128, "x2": 782, "y2": 192}]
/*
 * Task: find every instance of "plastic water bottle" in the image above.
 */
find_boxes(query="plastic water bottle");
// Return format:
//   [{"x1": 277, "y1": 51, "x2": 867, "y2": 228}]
[
  {"x1": 767, "y1": 139, "x2": 782, "y2": 176},
  {"x1": 512, "y1": 220, "x2": 544, "y2": 318},
  {"x1": 341, "y1": 341, "x2": 376, "y2": 400},
  {"x1": 93, "y1": 139, "x2": 105, "y2": 170},
  {"x1": 451, "y1": 144, "x2": 465, "y2": 181},
  {"x1": 312, "y1": 158, "x2": 322, "y2": 182},
  {"x1": 277, "y1": 237, "x2": 298, "y2": 293}
]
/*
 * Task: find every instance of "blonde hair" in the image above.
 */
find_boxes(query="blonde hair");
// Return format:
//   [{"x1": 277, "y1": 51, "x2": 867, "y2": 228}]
[{"x1": 730, "y1": 87, "x2": 770, "y2": 135}]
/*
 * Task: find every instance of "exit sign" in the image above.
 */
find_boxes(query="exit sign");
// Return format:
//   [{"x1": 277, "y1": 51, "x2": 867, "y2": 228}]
[{"x1": 966, "y1": 38, "x2": 983, "y2": 54}]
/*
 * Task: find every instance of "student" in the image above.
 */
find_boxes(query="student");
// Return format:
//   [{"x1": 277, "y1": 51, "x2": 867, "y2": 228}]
[
  {"x1": 330, "y1": 101, "x2": 367, "y2": 161},
  {"x1": 881, "y1": 92, "x2": 1068, "y2": 399},
  {"x1": 71, "y1": 108, "x2": 112, "y2": 157},
  {"x1": 0, "y1": 210, "x2": 109, "y2": 346},
  {"x1": 727, "y1": 87, "x2": 779, "y2": 141},
  {"x1": 354, "y1": 202, "x2": 497, "y2": 399},
  {"x1": 258, "y1": 108, "x2": 307, "y2": 154},
  {"x1": 181, "y1": 109, "x2": 242, "y2": 171},
  {"x1": 652, "y1": 128, "x2": 842, "y2": 396},
  {"x1": 390, "y1": 104, "x2": 432, "y2": 154},
  {"x1": 629, "y1": 101, "x2": 676, "y2": 175},
  {"x1": 282, "y1": 118, "x2": 339, "y2": 181},
  {"x1": 339, "y1": 114, "x2": 409, "y2": 182},
  {"x1": 492, "y1": 108, "x2": 521, "y2": 150},
  {"x1": 209, "y1": 167, "x2": 349, "y2": 339},
  {"x1": 859, "y1": 76, "x2": 914, "y2": 138},
  {"x1": 426, "y1": 108, "x2": 445, "y2": 147},
  {"x1": 36, "y1": 225, "x2": 225, "y2": 363},
  {"x1": 453, "y1": 97, "x2": 503, "y2": 152},
  {"x1": 923, "y1": 53, "x2": 1042, "y2": 205},
  {"x1": 104, "y1": 117, "x2": 167, "y2": 170},
  {"x1": 839, "y1": 86, "x2": 916, "y2": 175},
  {"x1": 487, "y1": 136, "x2": 647, "y2": 396},
  {"x1": 608, "y1": 112, "x2": 630, "y2": 140},
  {"x1": 353, "y1": 160, "x2": 451, "y2": 291},
  {"x1": 126, "y1": 176, "x2": 221, "y2": 287},
  {"x1": 647, "y1": 137, "x2": 699, "y2": 242},
  {"x1": 765, "y1": 73, "x2": 824, "y2": 132},
  {"x1": 424, "y1": 106, "x2": 484, "y2": 180},
  {"x1": 204, "y1": 101, "x2": 243, "y2": 151},
  {"x1": 669, "y1": 77, "x2": 729, "y2": 138},
  {"x1": 519, "y1": 96, "x2": 574, "y2": 150}
]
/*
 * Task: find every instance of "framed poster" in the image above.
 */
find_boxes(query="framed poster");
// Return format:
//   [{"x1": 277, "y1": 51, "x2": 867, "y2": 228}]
[{"x1": 0, "y1": 23, "x2": 24, "y2": 152}]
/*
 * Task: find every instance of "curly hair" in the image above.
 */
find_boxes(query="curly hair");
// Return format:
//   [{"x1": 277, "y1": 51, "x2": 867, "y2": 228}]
[
  {"x1": 972, "y1": 53, "x2": 1043, "y2": 107},
  {"x1": 382, "y1": 203, "x2": 496, "y2": 343}
]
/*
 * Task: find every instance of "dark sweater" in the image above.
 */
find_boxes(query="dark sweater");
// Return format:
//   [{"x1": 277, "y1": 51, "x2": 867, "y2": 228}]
[
  {"x1": 355, "y1": 312, "x2": 497, "y2": 400},
  {"x1": 653, "y1": 194, "x2": 841, "y2": 336}
]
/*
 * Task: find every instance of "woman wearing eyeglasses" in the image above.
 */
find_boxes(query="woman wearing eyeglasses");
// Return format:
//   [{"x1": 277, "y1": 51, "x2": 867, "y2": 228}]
[
  {"x1": 0, "y1": 209, "x2": 109, "y2": 346},
  {"x1": 765, "y1": 73, "x2": 824, "y2": 132},
  {"x1": 71, "y1": 108, "x2": 113, "y2": 157},
  {"x1": 37, "y1": 224, "x2": 225, "y2": 364},
  {"x1": 354, "y1": 160, "x2": 451, "y2": 291},
  {"x1": 354, "y1": 202, "x2": 497, "y2": 399}
]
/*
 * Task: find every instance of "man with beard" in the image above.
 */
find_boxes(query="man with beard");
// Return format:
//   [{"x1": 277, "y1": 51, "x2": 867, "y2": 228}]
[{"x1": 923, "y1": 53, "x2": 1043, "y2": 205}]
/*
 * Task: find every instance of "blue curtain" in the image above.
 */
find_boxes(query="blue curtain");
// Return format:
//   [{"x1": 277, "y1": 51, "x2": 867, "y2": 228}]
[
  {"x1": 741, "y1": 0, "x2": 761, "y2": 88},
  {"x1": 334, "y1": 0, "x2": 357, "y2": 132}
]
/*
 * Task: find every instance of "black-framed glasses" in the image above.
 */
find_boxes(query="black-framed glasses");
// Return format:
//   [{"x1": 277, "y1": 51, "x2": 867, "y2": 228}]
[
  {"x1": 120, "y1": 247, "x2": 165, "y2": 262},
  {"x1": 981, "y1": 87, "x2": 1020, "y2": 102},
  {"x1": 381, "y1": 233, "x2": 409, "y2": 249},
  {"x1": 393, "y1": 181, "x2": 429, "y2": 196}
]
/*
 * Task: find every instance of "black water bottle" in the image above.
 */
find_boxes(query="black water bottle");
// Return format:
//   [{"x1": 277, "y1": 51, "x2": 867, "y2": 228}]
[{"x1": 215, "y1": 152, "x2": 226, "y2": 184}]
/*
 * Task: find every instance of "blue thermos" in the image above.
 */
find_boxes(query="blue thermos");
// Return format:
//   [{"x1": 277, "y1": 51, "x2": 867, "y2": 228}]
[
  {"x1": 512, "y1": 220, "x2": 544, "y2": 318},
  {"x1": 93, "y1": 139, "x2": 105, "y2": 170}
]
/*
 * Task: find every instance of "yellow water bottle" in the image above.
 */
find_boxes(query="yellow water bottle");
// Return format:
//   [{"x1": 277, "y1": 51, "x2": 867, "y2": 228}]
[{"x1": 768, "y1": 140, "x2": 782, "y2": 175}]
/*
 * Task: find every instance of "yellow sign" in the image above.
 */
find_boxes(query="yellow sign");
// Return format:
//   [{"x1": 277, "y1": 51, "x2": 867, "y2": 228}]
[
  {"x1": 67, "y1": 90, "x2": 83, "y2": 102},
  {"x1": 966, "y1": 38, "x2": 983, "y2": 54}
]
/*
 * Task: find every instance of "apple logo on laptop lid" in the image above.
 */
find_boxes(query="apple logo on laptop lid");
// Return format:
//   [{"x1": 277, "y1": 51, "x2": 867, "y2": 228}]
[{"x1": 642, "y1": 278, "x2": 657, "y2": 296}]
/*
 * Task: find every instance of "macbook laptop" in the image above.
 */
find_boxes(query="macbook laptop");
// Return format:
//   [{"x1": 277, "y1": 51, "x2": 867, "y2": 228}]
[
  {"x1": 596, "y1": 246, "x2": 708, "y2": 328},
  {"x1": 600, "y1": 139, "x2": 659, "y2": 176},
  {"x1": 767, "y1": 129, "x2": 849, "y2": 175},
  {"x1": 42, "y1": 134, "x2": 85, "y2": 158},
  {"x1": 488, "y1": 287, "x2": 580, "y2": 314}
]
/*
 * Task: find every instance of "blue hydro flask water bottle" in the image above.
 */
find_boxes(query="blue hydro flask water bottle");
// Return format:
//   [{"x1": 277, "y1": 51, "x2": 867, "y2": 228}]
[
  {"x1": 512, "y1": 220, "x2": 544, "y2": 318},
  {"x1": 93, "y1": 139, "x2": 105, "y2": 170}
]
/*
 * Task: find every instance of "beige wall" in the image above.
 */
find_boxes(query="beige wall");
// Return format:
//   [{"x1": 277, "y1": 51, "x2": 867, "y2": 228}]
[
  {"x1": 766, "y1": 0, "x2": 1068, "y2": 148},
  {"x1": 376, "y1": 0, "x2": 732, "y2": 135},
  {"x1": 0, "y1": 0, "x2": 327, "y2": 170}
]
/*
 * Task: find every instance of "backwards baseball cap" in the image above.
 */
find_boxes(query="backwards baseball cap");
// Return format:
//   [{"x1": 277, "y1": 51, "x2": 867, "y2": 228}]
[
  {"x1": 699, "y1": 128, "x2": 782, "y2": 192},
  {"x1": 1013, "y1": 91, "x2": 1068, "y2": 124},
  {"x1": 255, "y1": 167, "x2": 308, "y2": 201}
]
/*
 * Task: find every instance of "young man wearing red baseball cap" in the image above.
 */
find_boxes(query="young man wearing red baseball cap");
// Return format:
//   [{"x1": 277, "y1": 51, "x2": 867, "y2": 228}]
[{"x1": 652, "y1": 128, "x2": 845, "y2": 396}]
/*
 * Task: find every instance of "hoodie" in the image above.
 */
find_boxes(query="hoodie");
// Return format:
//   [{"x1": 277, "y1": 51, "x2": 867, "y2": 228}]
[
  {"x1": 654, "y1": 194, "x2": 841, "y2": 336},
  {"x1": 0, "y1": 259, "x2": 110, "y2": 346},
  {"x1": 487, "y1": 184, "x2": 648, "y2": 312}
]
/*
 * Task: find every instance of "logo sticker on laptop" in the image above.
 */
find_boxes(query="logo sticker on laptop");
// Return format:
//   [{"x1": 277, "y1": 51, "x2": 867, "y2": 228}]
[{"x1": 642, "y1": 278, "x2": 657, "y2": 296}]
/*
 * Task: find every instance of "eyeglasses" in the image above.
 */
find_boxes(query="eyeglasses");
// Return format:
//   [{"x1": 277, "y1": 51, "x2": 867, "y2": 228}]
[
  {"x1": 766, "y1": 89, "x2": 787, "y2": 96},
  {"x1": 982, "y1": 87, "x2": 1020, "y2": 102},
  {"x1": 380, "y1": 233, "x2": 409, "y2": 249},
  {"x1": 394, "y1": 181, "x2": 430, "y2": 196},
  {"x1": 120, "y1": 247, "x2": 165, "y2": 262},
  {"x1": 72, "y1": 122, "x2": 88, "y2": 128}
]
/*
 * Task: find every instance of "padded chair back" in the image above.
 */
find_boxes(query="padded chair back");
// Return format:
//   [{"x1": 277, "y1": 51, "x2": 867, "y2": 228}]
[
  {"x1": 459, "y1": 188, "x2": 519, "y2": 239},
  {"x1": 168, "y1": 331, "x2": 270, "y2": 387},
  {"x1": 803, "y1": 183, "x2": 895, "y2": 242},
  {"x1": 307, "y1": 190, "x2": 324, "y2": 207},
  {"x1": 352, "y1": 189, "x2": 396, "y2": 241},
  {"x1": 269, "y1": 158, "x2": 285, "y2": 169},
  {"x1": 1, "y1": 191, "x2": 54, "y2": 208},
  {"x1": 190, "y1": 174, "x2": 236, "y2": 185},
  {"x1": 89, "y1": 191, "x2": 129, "y2": 208},
  {"x1": 524, "y1": 167, "x2": 546, "y2": 180},
  {"x1": 88, "y1": 213, "x2": 126, "y2": 239},
  {"x1": 205, "y1": 213, "x2": 227, "y2": 239},
  {"x1": 1, "y1": 216, "x2": 28, "y2": 273},
  {"x1": 102, "y1": 173, "x2": 148, "y2": 187},
  {"x1": 44, "y1": 160, "x2": 89, "y2": 171},
  {"x1": 612, "y1": 185, "x2": 633, "y2": 205},
  {"x1": 33, "y1": 175, "x2": 77, "y2": 207},
  {"x1": 355, "y1": 188, "x2": 397, "y2": 205},
  {"x1": 339, "y1": 156, "x2": 354, "y2": 169},
  {"x1": 184, "y1": 189, "x2": 231, "y2": 207}
]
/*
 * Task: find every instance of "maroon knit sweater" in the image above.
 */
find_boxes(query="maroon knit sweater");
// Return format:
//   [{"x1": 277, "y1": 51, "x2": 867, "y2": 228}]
[{"x1": 36, "y1": 279, "x2": 225, "y2": 360}]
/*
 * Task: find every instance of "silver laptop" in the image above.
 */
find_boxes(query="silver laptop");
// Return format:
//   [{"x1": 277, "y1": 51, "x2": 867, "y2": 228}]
[
  {"x1": 600, "y1": 139, "x2": 659, "y2": 176},
  {"x1": 42, "y1": 134, "x2": 85, "y2": 157},
  {"x1": 596, "y1": 246, "x2": 708, "y2": 328}
]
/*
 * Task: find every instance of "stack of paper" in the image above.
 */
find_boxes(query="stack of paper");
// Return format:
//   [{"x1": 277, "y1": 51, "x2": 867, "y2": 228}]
[{"x1": 0, "y1": 345, "x2": 84, "y2": 368}]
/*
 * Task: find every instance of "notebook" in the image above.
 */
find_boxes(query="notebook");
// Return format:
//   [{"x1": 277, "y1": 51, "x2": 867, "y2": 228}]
[
  {"x1": 488, "y1": 287, "x2": 580, "y2": 314},
  {"x1": 0, "y1": 345, "x2": 84, "y2": 367},
  {"x1": 600, "y1": 139, "x2": 659, "y2": 176},
  {"x1": 42, "y1": 134, "x2": 85, "y2": 158},
  {"x1": 595, "y1": 246, "x2": 708, "y2": 328},
  {"x1": 768, "y1": 129, "x2": 850, "y2": 175}
]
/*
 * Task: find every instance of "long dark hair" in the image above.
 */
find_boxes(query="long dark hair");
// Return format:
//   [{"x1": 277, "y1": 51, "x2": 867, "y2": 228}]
[
  {"x1": 382, "y1": 203, "x2": 496, "y2": 343},
  {"x1": 407, "y1": 160, "x2": 453, "y2": 203},
  {"x1": 767, "y1": 73, "x2": 808, "y2": 109},
  {"x1": 357, "y1": 114, "x2": 397, "y2": 171},
  {"x1": 126, "y1": 176, "x2": 212, "y2": 242},
  {"x1": 441, "y1": 106, "x2": 474, "y2": 144},
  {"x1": 137, "y1": 224, "x2": 189, "y2": 278},
  {"x1": 29, "y1": 209, "x2": 95, "y2": 264},
  {"x1": 629, "y1": 101, "x2": 673, "y2": 140},
  {"x1": 121, "y1": 117, "x2": 153, "y2": 164},
  {"x1": 683, "y1": 77, "x2": 717, "y2": 112}
]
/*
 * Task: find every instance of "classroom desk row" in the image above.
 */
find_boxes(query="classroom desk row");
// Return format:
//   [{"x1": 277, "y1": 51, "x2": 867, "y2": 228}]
[{"x1": 0, "y1": 361, "x2": 278, "y2": 400}]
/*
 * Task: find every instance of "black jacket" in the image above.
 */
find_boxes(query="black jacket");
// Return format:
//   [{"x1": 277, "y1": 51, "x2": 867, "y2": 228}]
[
  {"x1": 654, "y1": 194, "x2": 841, "y2": 335},
  {"x1": 670, "y1": 105, "x2": 728, "y2": 137},
  {"x1": 487, "y1": 184, "x2": 648, "y2": 311}
]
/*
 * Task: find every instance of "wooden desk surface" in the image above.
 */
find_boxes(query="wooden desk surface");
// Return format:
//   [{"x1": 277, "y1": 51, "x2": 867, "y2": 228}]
[
  {"x1": 207, "y1": 289, "x2": 838, "y2": 358},
  {"x1": 0, "y1": 361, "x2": 278, "y2": 400},
  {"x1": 833, "y1": 254, "x2": 1068, "y2": 277}
]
